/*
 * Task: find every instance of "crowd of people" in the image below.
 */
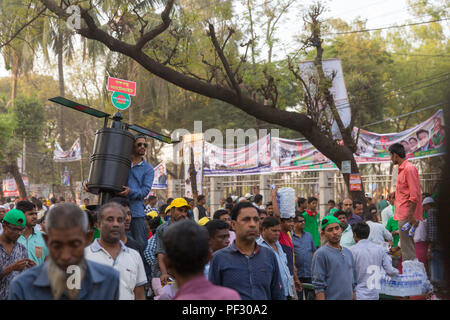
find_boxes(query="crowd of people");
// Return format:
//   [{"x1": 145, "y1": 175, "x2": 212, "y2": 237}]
[{"x1": 0, "y1": 140, "x2": 447, "y2": 300}]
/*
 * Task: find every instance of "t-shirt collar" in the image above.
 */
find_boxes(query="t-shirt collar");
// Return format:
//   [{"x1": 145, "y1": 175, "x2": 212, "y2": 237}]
[{"x1": 306, "y1": 209, "x2": 317, "y2": 217}]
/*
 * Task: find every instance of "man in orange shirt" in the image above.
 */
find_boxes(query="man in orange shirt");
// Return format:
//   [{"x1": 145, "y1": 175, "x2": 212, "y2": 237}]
[{"x1": 388, "y1": 143, "x2": 423, "y2": 261}]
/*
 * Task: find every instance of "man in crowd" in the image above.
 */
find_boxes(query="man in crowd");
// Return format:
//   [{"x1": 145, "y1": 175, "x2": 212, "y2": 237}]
[
  {"x1": 85, "y1": 202, "x2": 147, "y2": 300},
  {"x1": 208, "y1": 202, "x2": 285, "y2": 300},
  {"x1": 348, "y1": 200, "x2": 364, "y2": 226},
  {"x1": 312, "y1": 215, "x2": 357, "y2": 300},
  {"x1": 377, "y1": 195, "x2": 389, "y2": 213},
  {"x1": 296, "y1": 197, "x2": 307, "y2": 215},
  {"x1": 109, "y1": 197, "x2": 151, "y2": 284},
  {"x1": 253, "y1": 194, "x2": 263, "y2": 210},
  {"x1": 292, "y1": 212, "x2": 316, "y2": 300},
  {"x1": 334, "y1": 210, "x2": 355, "y2": 248},
  {"x1": 163, "y1": 220, "x2": 240, "y2": 300},
  {"x1": 327, "y1": 200, "x2": 338, "y2": 215},
  {"x1": 0, "y1": 205, "x2": 7, "y2": 235},
  {"x1": 16, "y1": 200, "x2": 48, "y2": 265},
  {"x1": 9, "y1": 203, "x2": 120, "y2": 299},
  {"x1": 213, "y1": 209, "x2": 235, "y2": 244},
  {"x1": 389, "y1": 142, "x2": 423, "y2": 261},
  {"x1": 381, "y1": 192, "x2": 395, "y2": 227},
  {"x1": 350, "y1": 222, "x2": 399, "y2": 300},
  {"x1": 365, "y1": 212, "x2": 393, "y2": 247},
  {"x1": 257, "y1": 217, "x2": 294, "y2": 299},
  {"x1": 302, "y1": 197, "x2": 321, "y2": 248},
  {"x1": 193, "y1": 195, "x2": 208, "y2": 222},
  {"x1": 155, "y1": 198, "x2": 190, "y2": 288},
  {"x1": 80, "y1": 198, "x2": 90, "y2": 211},
  {"x1": 0, "y1": 209, "x2": 35, "y2": 299},
  {"x1": 84, "y1": 135, "x2": 154, "y2": 248},
  {"x1": 205, "y1": 219, "x2": 231, "y2": 279},
  {"x1": 265, "y1": 201, "x2": 274, "y2": 216},
  {"x1": 145, "y1": 196, "x2": 159, "y2": 214}
]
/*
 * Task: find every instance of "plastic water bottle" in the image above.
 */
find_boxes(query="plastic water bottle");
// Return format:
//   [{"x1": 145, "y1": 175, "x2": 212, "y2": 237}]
[
  {"x1": 401, "y1": 222, "x2": 411, "y2": 232},
  {"x1": 408, "y1": 225, "x2": 416, "y2": 237}
]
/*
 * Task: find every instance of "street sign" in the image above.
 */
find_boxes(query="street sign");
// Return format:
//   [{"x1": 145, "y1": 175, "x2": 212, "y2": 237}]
[
  {"x1": 341, "y1": 160, "x2": 351, "y2": 174},
  {"x1": 111, "y1": 92, "x2": 131, "y2": 110},
  {"x1": 107, "y1": 77, "x2": 136, "y2": 96},
  {"x1": 349, "y1": 174, "x2": 362, "y2": 191}
]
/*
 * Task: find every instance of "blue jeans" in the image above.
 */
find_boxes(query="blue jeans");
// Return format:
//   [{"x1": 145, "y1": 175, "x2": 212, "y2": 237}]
[
  {"x1": 130, "y1": 217, "x2": 148, "y2": 248},
  {"x1": 431, "y1": 249, "x2": 446, "y2": 288}
]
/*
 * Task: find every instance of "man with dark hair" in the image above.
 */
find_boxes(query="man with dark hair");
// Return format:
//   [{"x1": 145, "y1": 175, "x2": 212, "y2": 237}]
[
  {"x1": 85, "y1": 202, "x2": 147, "y2": 300},
  {"x1": 163, "y1": 220, "x2": 240, "y2": 300},
  {"x1": 145, "y1": 195, "x2": 158, "y2": 214},
  {"x1": 416, "y1": 129, "x2": 432, "y2": 151},
  {"x1": 265, "y1": 201, "x2": 273, "y2": 216},
  {"x1": 348, "y1": 200, "x2": 364, "y2": 226},
  {"x1": 212, "y1": 209, "x2": 235, "y2": 245},
  {"x1": 193, "y1": 195, "x2": 208, "y2": 222},
  {"x1": 205, "y1": 220, "x2": 230, "y2": 253},
  {"x1": 225, "y1": 203, "x2": 233, "y2": 214},
  {"x1": 49, "y1": 197, "x2": 58, "y2": 210},
  {"x1": 80, "y1": 198, "x2": 90, "y2": 211},
  {"x1": 257, "y1": 217, "x2": 294, "y2": 299},
  {"x1": 16, "y1": 201, "x2": 48, "y2": 265},
  {"x1": 296, "y1": 198, "x2": 307, "y2": 215},
  {"x1": 208, "y1": 202, "x2": 285, "y2": 300},
  {"x1": 292, "y1": 212, "x2": 316, "y2": 300},
  {"x1": 9, "y1": 203, "x2": 120, "y2": 300},
  {"x1": 334, "y1": 210, "x2": 355, "y2": 248},
  {"x1": 0, "y1": 209, "x2": 35, "y2": 299},
  {"x1": 350, "y1": 222, "x2": 399, "y2": 300},
  {"x1": 364, "y1": 211, "x2": 392, "y2": 247},
  {"x1": 327, "y1": 200, "x2": 337, "y2": 215},
  {"x1": 109, "y1": 197, "x2": 151, "y2": 288},
  {"x1": 302, "y1": 197, "x2": 320, "y2": 247},
  {"x1": 312, "y1": 215, "x2": 357, "y2": 300},
  {"x1": 389, "y1": 142, "x2": 423, "y2": 261},
  {"x1": 253, "y1": 194, "x2": 263, "y2": 209}
]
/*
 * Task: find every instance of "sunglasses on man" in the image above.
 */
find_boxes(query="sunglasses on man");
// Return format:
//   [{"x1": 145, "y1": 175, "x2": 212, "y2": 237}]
[{"x1": 137, "y1": 142, "x2": 148, "y2": 148}]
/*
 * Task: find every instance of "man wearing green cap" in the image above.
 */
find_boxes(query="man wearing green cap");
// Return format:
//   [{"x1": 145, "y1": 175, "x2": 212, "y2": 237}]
[
  {"x1": 312, "y1": 215, "x2": 357, "y2": 300},
  {"x1": 0, "y1": 209, "x2": 36, "y2": 299}
]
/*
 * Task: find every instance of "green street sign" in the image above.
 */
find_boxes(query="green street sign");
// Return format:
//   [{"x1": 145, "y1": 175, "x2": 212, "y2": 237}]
[{"x1": 111, "y1": 91, "x2": 131, "y2": 110}]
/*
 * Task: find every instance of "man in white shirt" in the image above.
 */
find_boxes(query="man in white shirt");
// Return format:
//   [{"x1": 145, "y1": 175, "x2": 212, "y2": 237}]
[
  {"x1": 365, "y1": 212, "x2": 393, "y2": 249},
  {"x1": 85, "y1": 202, "x2": 147, "y2": 300},
  {"x1": 350, "y1": 222, "x2": 399, "y2": 300},
  {"x1": 334, "y1": 210, "x2": 355, "y2": 248},
  {"x1": 381, "y1": 192, "x2": 395, "y2": 227}
]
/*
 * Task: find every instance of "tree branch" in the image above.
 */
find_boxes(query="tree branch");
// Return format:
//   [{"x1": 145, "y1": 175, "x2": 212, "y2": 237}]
[
  {"x1": 207, "y1": 23, "x2": 241, "y2": 101},
  {"x1": 135, "y1": 0, "x2": 174, "y2": 50}
]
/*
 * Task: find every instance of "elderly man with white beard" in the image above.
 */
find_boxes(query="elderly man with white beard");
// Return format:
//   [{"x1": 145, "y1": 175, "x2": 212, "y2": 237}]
[{"x1": 8, "y1": 203, "x2": 120, "y2": 300}]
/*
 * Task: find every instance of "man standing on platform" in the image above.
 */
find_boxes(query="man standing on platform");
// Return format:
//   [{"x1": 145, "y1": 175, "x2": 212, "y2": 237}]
[{"x1": 389, "y1": 143, "x2": 423, "y2": 262}]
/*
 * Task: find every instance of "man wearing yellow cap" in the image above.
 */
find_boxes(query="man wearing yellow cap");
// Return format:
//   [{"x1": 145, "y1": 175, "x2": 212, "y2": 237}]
[
  {"x1": 0, "y1": 209, "x2": 36, "y2": 299},
  {"x1": 311, "y1": 215, "x2": 357, "y2": 300},
  {"x1": 151, "y1": 198, "x2": 190, "y2": 298}
]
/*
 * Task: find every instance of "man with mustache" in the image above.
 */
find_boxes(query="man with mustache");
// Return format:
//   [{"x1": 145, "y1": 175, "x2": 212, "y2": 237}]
[
  {"x1": 312, "y1": 215, "x2": 357, "y2": 300},
  {"x1": 8, "y1": 203, "x2": 120, "y2": 299},
  {"x1": 208, "y1": 202, "x2": 285, "y2": 300},
  {"x1": 85, "y1": 202, "x2": 147, "y2": 300}
]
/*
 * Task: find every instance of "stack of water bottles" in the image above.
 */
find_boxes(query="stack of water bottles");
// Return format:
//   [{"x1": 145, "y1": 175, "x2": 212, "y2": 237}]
[
  {"x1": 380, "y1": 259, "x2": 432, "y2": 297},
  {"x1": 272, "y1": 186, "x2": 296, "y2": 218}
]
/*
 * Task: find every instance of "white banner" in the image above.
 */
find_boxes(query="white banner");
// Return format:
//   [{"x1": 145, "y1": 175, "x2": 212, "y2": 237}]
[{"x1": 54, "y1": 138, "x2": 81, "y2": 162}]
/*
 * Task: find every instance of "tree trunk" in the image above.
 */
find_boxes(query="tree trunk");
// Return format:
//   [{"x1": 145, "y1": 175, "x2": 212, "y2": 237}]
[
  {"x1": 10, "y1": 52, "x2": 20, "y2": 108},
  {"x1": 9, "y1": 163, "x2": 27, "y2": 199},
  {"x1": 188, "y1": 147, "x2": 198, "y2": 199},
  {"x1": 57, "y1": 30, "x2": 66, "y2": 148}
]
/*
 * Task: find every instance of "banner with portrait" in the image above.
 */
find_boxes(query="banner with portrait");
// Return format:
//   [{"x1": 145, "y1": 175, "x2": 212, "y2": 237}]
[
  {"x1": 54, "y1": 138, "x2": 81, "y2": 162},
  {"x1": 152, "y1": 162, "x2": 168, "y2": 189},
  {"x1": 203, "y1": 135, "x2": 271, "y2": 176}
]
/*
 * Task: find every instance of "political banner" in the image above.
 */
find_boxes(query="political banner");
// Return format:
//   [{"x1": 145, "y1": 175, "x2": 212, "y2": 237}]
[
  {"x1": 2, "y1": 177, "x2": 29, "y2": 197},
  {"x1": 203, "y1": 135, "x2": 271, "y2": 176},
  {"x1": 271, "y1": 137, "x2": 335, "y2": 172},
  {"x1": 152, "y1": 162, "x2": 168, "y2": 189},
  {"x1": 354, "y1": 109, "x2": 446, "y2": 163},
  {"x1": 54, "y1": 138, "x2": 81, "y2": 162},
  {"x1": 182, "y1": 133, "x2": 204, "y2": 197}
]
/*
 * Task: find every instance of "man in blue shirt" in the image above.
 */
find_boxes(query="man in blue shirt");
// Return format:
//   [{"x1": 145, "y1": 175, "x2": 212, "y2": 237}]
[
  {"x1": 117, "y1": 135, "x2": 154, "y2": 247},
  {"x1": 208, "y1": 202, "x2": 285, "y2": 300},
  {"x1": 8, "y1": 203, "x2": 120, "y2": 300},
  {"x1": 292, "y1": 212, "x2": 316, "y2": 300},
  {"x1": 312, "y1": 215, "x2": 357, "y2": 300}
]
